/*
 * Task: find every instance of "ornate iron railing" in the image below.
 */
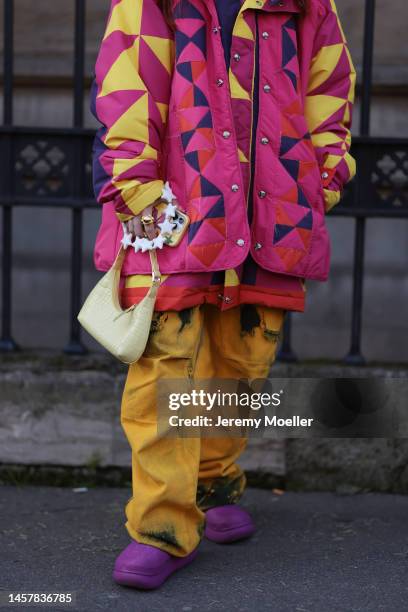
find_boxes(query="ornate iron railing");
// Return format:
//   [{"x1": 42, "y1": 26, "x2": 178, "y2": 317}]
[{"x1": 1, "y1": 0, "x2": 407, "y2": 364}]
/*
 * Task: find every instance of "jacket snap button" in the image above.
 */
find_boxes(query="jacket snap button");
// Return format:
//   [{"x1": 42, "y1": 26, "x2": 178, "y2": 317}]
[
  {"x1": 233, "y1": 53, "x2": 240, "y2": 61},
  {"x1": 224, "y1": 296, "x2": 232, "y2": 303},
  {"x1": 216, "y1": 78, "x2": 224, "y2": 86},
  {"x1": 254, "y1": 242, "x2": 262, "y2": 250},
  {"x1": 322, "y1": 171, "x2": 329, "y2": 179},
  {"x1": 263, "y1": 84, "x2": 271, "y2": 93},
  {"x1": 262, "y1": 31, "x2": 269, "y2": 39},
  {"x1": 236, "y1": 238, "x2": 245, "y2": 246},
  {"x1": 261, "y1": 137, "x2": 269, "y2": 144},
  {"x1": 231, "y1": 184, "x2": 239, "y2": 192},
  {"x1": 223, "y1": 130, "x2": 231, "y2": 138},
  {"x1": 213, "y1": 27, "x2": 219, "y2": 34},
  {"x1": 258, "y1": 190, "x2": 266, "y2": 198}
]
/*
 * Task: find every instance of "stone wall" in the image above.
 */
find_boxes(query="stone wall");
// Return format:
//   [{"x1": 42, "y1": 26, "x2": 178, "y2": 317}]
[{"x1": 1, "y1": 352, "x2": 408, "y2": 492}]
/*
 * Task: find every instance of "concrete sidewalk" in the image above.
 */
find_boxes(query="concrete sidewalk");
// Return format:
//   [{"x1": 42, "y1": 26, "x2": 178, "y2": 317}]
[{"x1": 1, "y1": 486, "x2": 407, "y2": 612}]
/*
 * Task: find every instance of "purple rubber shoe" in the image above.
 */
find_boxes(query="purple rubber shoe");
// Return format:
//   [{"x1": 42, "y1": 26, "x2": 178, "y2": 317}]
[
  {"x1": 204, "y1": 505, "x2": 256, "y2": 543},
  {"x1": 113, "y1": 541, "x2": 198, "y2": 589}
]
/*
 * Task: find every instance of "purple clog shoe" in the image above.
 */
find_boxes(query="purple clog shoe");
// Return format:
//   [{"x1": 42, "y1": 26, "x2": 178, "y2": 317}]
[
  {"x1": 113, "y1": 541, "x2": 198, "y2": 589},
  {"x1": 204, "y1": 505, "x2": 256, "y2": 543}
]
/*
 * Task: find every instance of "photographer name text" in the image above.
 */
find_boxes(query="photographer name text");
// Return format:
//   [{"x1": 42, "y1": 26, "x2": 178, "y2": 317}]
[{"x1": 168, "y1": 415, "x2": 314, "y2": 429}]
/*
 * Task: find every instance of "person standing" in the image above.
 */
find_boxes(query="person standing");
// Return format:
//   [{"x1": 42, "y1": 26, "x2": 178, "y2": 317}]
[{"x1": 90, "y1": 0, "x2": 356, "y2": 589}]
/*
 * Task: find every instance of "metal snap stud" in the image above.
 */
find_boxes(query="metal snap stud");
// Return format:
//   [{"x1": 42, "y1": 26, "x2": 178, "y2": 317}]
[
  {"x1": 236, "y1": 238, "x2": 245, "y2": 246},
  {"x1": 258, "y1": 190, "x2": 266, "y2": 198},
  {"x1": 231, "y1": 184, "x2": 239, "y2": 192}
]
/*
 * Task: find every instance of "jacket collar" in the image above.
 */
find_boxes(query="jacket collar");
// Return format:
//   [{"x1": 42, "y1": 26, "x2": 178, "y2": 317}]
[
  {"x1": 173, "y1": 0, "x2": 302, "y2": 16},
  {"x1": 242, "y1": 0, "x2": 302, "y2": 13}
]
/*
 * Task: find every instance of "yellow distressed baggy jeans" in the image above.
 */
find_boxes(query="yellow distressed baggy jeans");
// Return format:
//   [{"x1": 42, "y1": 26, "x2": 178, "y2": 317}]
[{"x1": 120, "y1": 302, "x2": 285, "y2": 557}]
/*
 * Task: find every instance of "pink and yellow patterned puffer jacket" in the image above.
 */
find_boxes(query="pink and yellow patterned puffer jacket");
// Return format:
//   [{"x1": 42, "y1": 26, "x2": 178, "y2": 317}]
[{"x1": 91, "y1": 0, "x2": 356, "y2": 281}]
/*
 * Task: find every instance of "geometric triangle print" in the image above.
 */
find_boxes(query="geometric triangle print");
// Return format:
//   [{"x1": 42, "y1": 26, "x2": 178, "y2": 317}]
[
  {"x1": 206, "y1": 217, "x2": 226, "y2": 239},
  {"x1": 205, "y1": 197, "x2": 225, "y2": 219},
  {"x1": 193, "y1": 84, "x2": 209, "y2": 107},
  {"x1": 276, "y1": 203, "x2": 297, "y2": 226},
  {"x1": 280, "y1": 136, "x2": 300, "y2": 157},
  {"x1": 184, "y1": 130, "x2": 215, "y2": 156},
  {"x1": 283, "y1": 68, "x2": 297, "y2": 91},
  {"x1": 189, "y1": 241, "x2": 224, "y2": 267},
  {"x1": 283, "y1": 98, "x2": 303, "y2": 115},
  {"x1": 189, "y1": 174, "x2": 203, "y2": 199},
  {"x1": 181, "y1": 129, "x2": 195, "y2": 151},
  {"x1": 280, "y1": 158, "x2": 299, "y2": 181},
  {"x1": 189, "y1": 218, "x2": 225, "y2": 246},
  {"x1": 197, "y1": 109, "x2": 213, "y2": 129},
  {"x1": 196, "y1": 148, "x2": 215, "y2": 171},
  {"x1": 273, "y1": 228, "x2": 307, "y2": 252},
  {"x1": 191, "y1": 59, "x2": 207, "y2": 82},
  {"x1": 281, "y1": 185, "x2": 299, "y2": 204},
  {"x1": 296, "y1": 227, "x2": 312, "y2": 249},
  {"x1": 274, "y1": 223, "x2": 294, "y2": 244},
  {"x1": 296, "y1": 209, "x2": 313, "y2": 230},
  {"x1": 187, "y1": 201, "x2": 201, "y2": 223},
  {"x1": 180, "y1": 85, "x2": 195, "y2": 109},
  {"x1": 298, "y1": 185, "x2": 311, "y2": 208},
  {"x1": 188, "y1": 220, "x2": 203, "y2": 243},
  {"x1": 282, "y1": 27, "x2": 296, "y2": 67},
  {"x1": 184, "y1": 146, "x2": 214, "y2": 173},
  {"x1": 274, "y1": 246, "x2": 306, "y2": 271},
  {"x1": 177, "y1": 61, "x2": 193, "y2": 82},
  {"x1": 276, "y1": 201, "x2": 311, "y2": 226},
  {"x1": 281, "y1": 114, "x2": 303, "y2": 139},
  {"x1": 185, "y1": 150, "x2": 200, "y2": 172}
]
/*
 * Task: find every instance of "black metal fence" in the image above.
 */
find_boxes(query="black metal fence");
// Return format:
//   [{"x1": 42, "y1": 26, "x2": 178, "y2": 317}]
[{"x1": 1, "y1": 0, "x2": 407, "y2": 364}]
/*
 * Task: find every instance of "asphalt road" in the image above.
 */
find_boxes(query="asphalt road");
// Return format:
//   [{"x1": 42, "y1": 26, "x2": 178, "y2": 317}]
[{"x1": 1, "y1": 486, "x2": 407, "y2": 612}]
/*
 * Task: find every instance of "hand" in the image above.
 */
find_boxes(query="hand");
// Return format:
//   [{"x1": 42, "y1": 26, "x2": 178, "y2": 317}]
[
  {"x1": 124, "y1": 196, "x2": 179, "y2": 242},
  {"x1": 124, "y1": 199, "x2": 161, "y2": 242}
]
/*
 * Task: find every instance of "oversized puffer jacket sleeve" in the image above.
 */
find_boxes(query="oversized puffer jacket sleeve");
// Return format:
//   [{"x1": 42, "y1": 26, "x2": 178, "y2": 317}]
[
  {"x1": 305, "y1": 0, "x2": 357, "y2": 212},
  {"x1": 90, "y1": 0, "x2": 175, "y2": 222}
]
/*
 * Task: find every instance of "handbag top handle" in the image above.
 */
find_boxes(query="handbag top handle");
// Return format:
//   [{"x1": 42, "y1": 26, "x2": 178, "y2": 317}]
[{"x1": 112, "y1": 244, "x2": 161, "y2": 287}]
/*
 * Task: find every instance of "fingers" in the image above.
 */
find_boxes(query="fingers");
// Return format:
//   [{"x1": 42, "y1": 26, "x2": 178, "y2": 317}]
[
  {"x1": 132, "y1": 217, "x2": 144, "y2": 238},
  {"x1": 141, "y1": 205, "x2": 157, "y2": 241},
  {"x1": 124, "y1": 200, "x2": 167, "y2": 244}
]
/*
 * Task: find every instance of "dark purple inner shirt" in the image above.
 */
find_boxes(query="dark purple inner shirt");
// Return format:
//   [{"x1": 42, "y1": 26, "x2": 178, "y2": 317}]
[{"x1": 214, "y1": 0, "x2": 259, "y2": 224}]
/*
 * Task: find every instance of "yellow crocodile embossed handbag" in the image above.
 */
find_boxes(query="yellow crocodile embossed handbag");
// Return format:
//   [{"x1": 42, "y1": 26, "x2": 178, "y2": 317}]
[{"x1": 77, "y1": 245, "x2": 161, "y2": 365}]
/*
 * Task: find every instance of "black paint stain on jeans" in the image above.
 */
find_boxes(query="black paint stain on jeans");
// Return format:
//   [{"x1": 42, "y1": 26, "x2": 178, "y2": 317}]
[
  {"x1": 150, "y1": 311, "x2": 167, "y2": 335},
  {"x1": 196, "y1": 474, "x2": 246, "y2": 511},
  {"x1": 240, "y1": 304, "x2": 261, "y2": 335},
  {"x1": 178, "y1": 307, "x2": 193, "y2": 332},
  {"x1": 139, "y1": 526, "x2": 182, "y2": 551},
  {"x1": 263, "y1": 328, "x2": 280, "y2": 342}
]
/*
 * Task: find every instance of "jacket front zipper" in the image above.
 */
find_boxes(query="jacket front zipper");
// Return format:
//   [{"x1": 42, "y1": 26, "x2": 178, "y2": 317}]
[{"x1": 247, "y1": 10, "x2": 259, "y2": 227}]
